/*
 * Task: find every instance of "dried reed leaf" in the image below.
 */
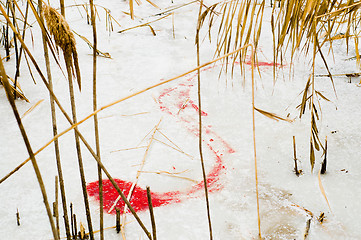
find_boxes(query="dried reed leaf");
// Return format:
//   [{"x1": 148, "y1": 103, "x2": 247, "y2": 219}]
[
  {"x1": 318, "y1": 169, "x2": 332, "y2": 212},
  {"x1": 254, "y1": 107, "x2": 293, "y2": 122},
  {"x1": 315, "y1": 90, "x2": 330, "y2": 102},
  {"x1": 21, "y1": 99, "x2": 44, "y2": 118},
  {"x1": 299, "y1": 76, "x2": 311, "y2": 118},
  {"x1": 145, "y1": 0, "x2": 160, "y2": 9},
  {"x1": 73, "y1": 31, "x2": 111, "y2": 58},
  {"x1": 310, "y1": 141, "x2": 315, "y2": 172}
]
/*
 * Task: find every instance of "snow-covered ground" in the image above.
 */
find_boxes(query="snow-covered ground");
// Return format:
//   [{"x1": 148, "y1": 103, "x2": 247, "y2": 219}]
[{"x1": 1, "y1": 0, "x2": 361, "y2": 239}]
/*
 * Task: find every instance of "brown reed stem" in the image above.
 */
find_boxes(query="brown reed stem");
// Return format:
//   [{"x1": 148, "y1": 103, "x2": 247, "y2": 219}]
[
  {"x1": 59, "y1": 2, "x2": 94, "y2": 238},
  {"x1": 5, "y1": 1, "x2": 10, "y2": 61},
  {"x1": 38, "y1": 1, "x2": 72, "y2": 238},
  {"x1": 89, "y1": 0, "x2": 104, "y2": 238},
  {"x1": 293, "y1": 136, "x2": 300, "y2": 176},
  {"x1": 196, "y1": 1, "x2": 213, "y2": 239},
  {"x1": 54, "y1": 176, "x2": 60, "y2": 239},
  {"x1": 251, "y1": 47, "x2": 262, "y2": 239},
  {"x1": 70, "y1": 203, "x2": 75, "y2": 238},
  {"x1": 14, "y1": 0, "x2": 29, "y2": 86},
  {"x1": 65, "y1": 53, "x2": 95, "y2": 240},
  {"x1": 16, "y1": 208, "x2": 20, "y2": 226},
  {"x1": 0, "y1": 53, "x2": 59, "y2": 240},
  {"x1": 146, "y1": 186, "x2": 156, "y2": 240},
  {"x1": 116, "y1": 208, "x2": 121, "y2": 233},
  {"x1": 321, "y1": 136, "x2": 327, "y2": 174},
  {"x1": 8, "y1": 1, "x2": 19, "y2": 97}
]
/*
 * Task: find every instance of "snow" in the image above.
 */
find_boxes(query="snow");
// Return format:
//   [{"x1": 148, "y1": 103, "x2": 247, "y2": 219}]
[{"x1": 1, "y1": 0, "x2": 361, "y2": 239}]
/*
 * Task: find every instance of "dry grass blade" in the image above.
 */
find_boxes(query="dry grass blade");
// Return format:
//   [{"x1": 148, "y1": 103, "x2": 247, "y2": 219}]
[
  {"x1": 73, "y1": 31, "x2": 111, "y2": 58},
  {"x1": 118, "y1": 14, "x2": 172, "y2": 34},
  {"x1": 140, "y1": 170, "x2": 198, "y2": 183},
  {"x1": 42, "y1": 4, "x2": 81, "y2": 90},
  {"x1": 254, "y1": 107, "x2": 293, "y2": 122},
  {"x1": 310, "y1": 140, "x2": 315, "y2": 172},
  {"x1": 21, "y1": 99, "x2": 44, "y2": 118},
  {"x1": 0, "y1": 76, "x2": 29, "y2": 102},
  {"x1": 318, "y1": 170, "x2": 332, "y2": 212}
]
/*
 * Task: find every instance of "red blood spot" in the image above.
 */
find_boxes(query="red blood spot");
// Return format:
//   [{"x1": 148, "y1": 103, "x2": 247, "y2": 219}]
[
  {"x1": 210, "y1": 139, "x2": 214, "y2": 142},
  {"x1": 190, "y1": 103, "x2": 208, "y2": 116},
  {"x1": 87, "y1": 179, "x2": 180, "y2": 214}
]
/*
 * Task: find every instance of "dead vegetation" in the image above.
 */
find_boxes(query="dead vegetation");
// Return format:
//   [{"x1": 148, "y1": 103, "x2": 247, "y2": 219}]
[{"x1": 0, "y1": 0, "x2": 360, "y2": 239}]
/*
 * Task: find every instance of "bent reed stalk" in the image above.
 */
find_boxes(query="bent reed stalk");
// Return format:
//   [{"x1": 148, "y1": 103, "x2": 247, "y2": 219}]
[{"x1": 0, "y1": 53, "x2": 59, "y2": 240}]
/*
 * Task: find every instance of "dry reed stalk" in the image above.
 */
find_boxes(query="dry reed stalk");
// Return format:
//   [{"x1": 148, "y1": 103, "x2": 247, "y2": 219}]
[
  {"x1": 0, "y1": 45, "x2": 249, "y2": 185},
  {"x1": 56, "y1": 2, "x2": 94, "y2": 239},
  {"x1": 196, "y1": 0, "x2": 213, "y2": 239},
  {"x1": 89, "y1": 0, "x2": 104, "y2": 238},
  {"x1": 293, "y1": 136, "x2": 300, "y2": 176},
  {"x1": 250, "y1": 45, "x2": 262, "y2": 239},
  {"x1": 116, "y1": 208, "x2": 121, "y2": 233},
  {"x1": 54, "y1": 176, "x2": 60, "y2": 239},
  {"x1": 38, "y1": 1, "x2": 72, "y2": 238},
  {"x1": 42, "y1": 3, "x2": 81, "y2": 91},
  {"x1": 16, "y1": 208, "x2": 20, "y2": 226},
  {"x1": 129, "y1": 0, "x2": 134, "y2": 20},
  {"x1": 0, "y1": 53, "x2": 59, "y2": 240},
  {"x1": 321, "y1": 136, "x2": 327, "y2": 174},
  {"x1": 146, "y1": 186, "x2": 157, "y2": 240}
]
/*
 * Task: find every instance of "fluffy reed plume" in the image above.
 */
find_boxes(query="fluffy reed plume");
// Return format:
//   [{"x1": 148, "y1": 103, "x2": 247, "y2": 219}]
[{"x1": 42, "y1": 4, "x2": 81, "y2": 91}]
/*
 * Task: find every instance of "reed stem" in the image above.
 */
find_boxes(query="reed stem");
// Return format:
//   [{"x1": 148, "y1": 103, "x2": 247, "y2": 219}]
[
  {"x1": 38, "y1": 1, "x2": 72, "y2": 238},
  {"x1": 196, "y1": 1, "x2": 213, "y2": 239},
  {"x1": 0, "y1": 53, "x2": 59, "y2": 240},
  {"x1": 89, "y1": 0, "x2": 104, "y2": 238}
]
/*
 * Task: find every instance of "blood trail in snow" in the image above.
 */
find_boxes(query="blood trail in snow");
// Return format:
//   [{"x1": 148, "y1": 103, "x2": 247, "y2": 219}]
[{"x1": 87, "y1": 61, "x2": 276, "y2": 214}]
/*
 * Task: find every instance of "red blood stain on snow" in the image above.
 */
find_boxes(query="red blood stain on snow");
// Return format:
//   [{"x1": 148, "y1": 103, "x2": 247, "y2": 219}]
[
  {"x1": 87, "y1": 60, "x2": 278, "y2": 214},
  {"x1": 87, "y1": 179, "x2": 181, "y2": 214}
]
